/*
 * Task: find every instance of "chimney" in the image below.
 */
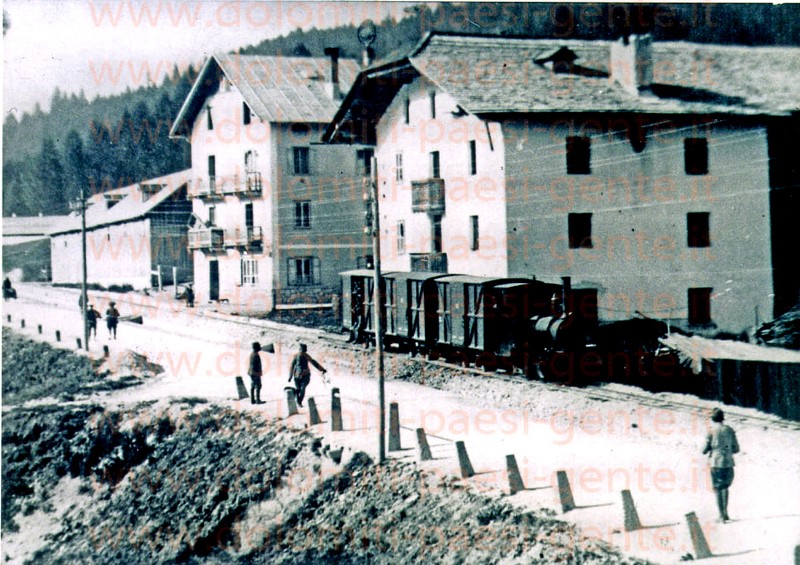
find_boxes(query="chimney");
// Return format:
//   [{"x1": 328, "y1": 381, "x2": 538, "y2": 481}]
[
  {"x1": 362, "y1": 46, "x2": 375, "y2": 68},
  {"x1": 323, "y1": 47, "x2": 341, "y2": 100},
  {"x1": 610, "y1": 34, "x2": 653, "y2": 95}
]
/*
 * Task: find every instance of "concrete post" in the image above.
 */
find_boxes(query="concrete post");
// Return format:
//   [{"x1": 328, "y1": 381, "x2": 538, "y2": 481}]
[
  {"x1": 416, "y1": 428, "x2": 433, "y2": 461},
  {"x1": 621, "y1": 490, "x2": 642, "y2": 532},
  {"x1": 556, "y1": 470, "x2": 576, "y2": 513},
  {"x1": 685, "y1": 511, "x2": 713, "y2": 559},
  {"x1": 284, "y1": 387, "x2": 299, "y2": 416},
  {"x1": 506, "y1": 455, "x2": 525, "y2": 495},
  {"x1": 331, "y1": 387, "x2": 343, "y2": 431},
  {"x1": 308, "y1": 397, "x2": 322, "y2": 425},
  {"x1": 388, "y1": 402, "x2": 401, "y2": 451},
  {"x1": 455, "y1": 441, "x2": 475, "y2": 478}
]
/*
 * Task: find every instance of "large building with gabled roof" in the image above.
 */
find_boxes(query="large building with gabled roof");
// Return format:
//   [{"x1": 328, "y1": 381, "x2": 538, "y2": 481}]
[
  {"x1": 325, "y1": 32, "x2": 800, "y2": 334},
  {"x1": 49, "y1": 170, "x2": 194, "y2": 289},
  {"x1": 170, "y1": 51, "x2": 372, "y2": 313}
]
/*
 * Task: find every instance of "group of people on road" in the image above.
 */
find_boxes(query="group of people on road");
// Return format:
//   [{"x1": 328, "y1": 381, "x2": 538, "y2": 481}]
[
  {"x1": 79, "y1": 296, "x2": 120, "y2": 340},
  {"x1": 247, "y1": 341, "x2": 327, "y2": 407}
]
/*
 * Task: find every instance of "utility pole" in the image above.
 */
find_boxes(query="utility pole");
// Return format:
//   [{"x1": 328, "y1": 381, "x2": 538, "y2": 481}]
[
  {"x1": 366, "y1": 156, "x2": 386, "y2": 464},
  {"x1": 80, "y1": 183, "x2": 89, "y2": 351}
]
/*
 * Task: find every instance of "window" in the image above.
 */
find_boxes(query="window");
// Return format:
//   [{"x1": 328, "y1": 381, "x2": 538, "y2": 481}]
[
  {"x1": 688, "y1": 287, "x2": 712, "y2": 325},
  {"x1": 566, "y1": 136, "x2": 591, "y2": 174},
  {"x1": 208, "y1": 155, "x2": 216, "y2": 192},
  {"x1": 430, "y1": 151, "x2": 440, "y2": 179},
  {"x1": 429, "y1": 91, "x2": 436, "y2": 119},
  {"x1": 470, "y1": 215, "x2": 479, "y2": 251},
  {"x1": 292, "y1": 147, "x2": 310, "y2": 175},
  {"x1": 397, "y1": 221, "x2": 405, "y2": 254},
  {"x1": 404, "y1": 97, "x2": 410, "y2": 124},
  {"x1": 241, "y1": 257, "x2": 258, "y2": 285},
  {"x1": 294, "y1": 201, "x2": 311, "y2": 229},
  {"x1": 244, "y1": 150, "x2": 258, "y2": 173},
  {"x1": 289, "y1": 257, "x2": 320, "y2": 286},
  {"x1": 357, "y1": 148, "x2": 374, "y2": 176},
  {"x1": 469, "y1": 140, "x2": 477, "y2": 175},
  {"x1": 684, "y1": 138, "x2": 708, "y2": 175},
  {"x1": 687, "y1": 212, "x2": 710, "y2": 247},
  {"x1": 206, "y1": 107, "x2": 213, "y2": 130},
  {"x1": 243, "y1": 103, "x2": 251, "y2": 125},
  {"x1": 395, "y1": 152, "x2": 403, "y2": 181},
  {"x1": 568, "y1": 213, "x2": 592, "y2": 249}
]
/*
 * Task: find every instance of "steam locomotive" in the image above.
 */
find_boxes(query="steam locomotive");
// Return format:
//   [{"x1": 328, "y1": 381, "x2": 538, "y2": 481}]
[{"x1": 341, "y1": 270, "x2": 676, "y2": 386}]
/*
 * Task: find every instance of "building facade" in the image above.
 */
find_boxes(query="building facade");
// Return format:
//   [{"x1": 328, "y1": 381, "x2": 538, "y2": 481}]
[
  {"x1": 49, "y1": 170, "x2": 193, "y2": 289},
  {"x1": 326, "y1": 32, "x2": 800, "y2": 334},
  {"x1": 171, "y1": 53, "x2": 371, "y2": 313}
]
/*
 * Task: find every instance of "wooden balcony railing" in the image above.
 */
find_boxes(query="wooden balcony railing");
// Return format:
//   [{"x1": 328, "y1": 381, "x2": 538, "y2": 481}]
[{"x1": 411, "y1": 178, "x2": 445, "y2": 214}]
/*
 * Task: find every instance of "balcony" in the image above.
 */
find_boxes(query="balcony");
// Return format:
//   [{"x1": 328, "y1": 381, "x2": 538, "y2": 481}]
[
  {"x1": 195, "y1": 173, "x2": 263, "y2": 199},
  {"x1": 411, "y1": 178, "x2": 445, "y2": 214},
  {"x1": 410, "y1": 253, "x2": 448, "y2": 273},
  {"x1": 224, "y1": 226, "x2": 264, "y2": 248},
  {"x1": 188, "y1": 227, "x2": 224, "y2": 251}
]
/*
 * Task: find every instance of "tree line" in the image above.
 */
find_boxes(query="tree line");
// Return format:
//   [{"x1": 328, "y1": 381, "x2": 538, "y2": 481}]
[{"x1": 4, "y1": 3, "x2": 799, "y2": 217}]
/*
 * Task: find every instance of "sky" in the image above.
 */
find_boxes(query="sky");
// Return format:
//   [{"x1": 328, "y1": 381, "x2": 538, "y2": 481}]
[{"x1": 2, "y1": 0, "x2": 418, "y2": 118}]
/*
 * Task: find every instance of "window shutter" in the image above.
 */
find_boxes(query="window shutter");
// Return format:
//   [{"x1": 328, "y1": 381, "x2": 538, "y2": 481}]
[
  {"x1": 308, "y1": 146, "x2": 315, "y2": 176},
  {"x1": 287, "y1": 148, "x2": 294, "y2": 175}
]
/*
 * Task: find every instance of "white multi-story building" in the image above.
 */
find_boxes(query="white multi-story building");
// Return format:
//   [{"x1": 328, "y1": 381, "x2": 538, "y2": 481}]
[
  {"x1": 170, "y1": 51, "x2": 372, "y2": 313},
  {"x1": 326, "y1": 32, "x2": 800, "y2": 334}
]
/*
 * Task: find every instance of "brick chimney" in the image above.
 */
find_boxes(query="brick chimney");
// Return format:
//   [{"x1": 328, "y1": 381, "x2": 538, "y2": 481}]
[
  {"x1": 610, "y1": 34, "x2": 653, "y2": 95},
  {"x1": 323, "y1": 47, "x2": 341, "y2": 100}
]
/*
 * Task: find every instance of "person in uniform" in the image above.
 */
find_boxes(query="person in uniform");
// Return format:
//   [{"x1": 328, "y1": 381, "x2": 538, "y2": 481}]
[
  {"x1": 248, "y1": 342, "x2": 264, "y2": 405},
  {"x1": 105, "y1": 301, "x2": 120, "y2": 339},
  {"x1": 702, "y1": 408, "x2": 740, "y2": 522},
  {"x1": 86, "y1": 304, "x2": 101, "y2": 338},
  {"x1": 288, "y1": 343, "x2": 326, "y2": 407}
]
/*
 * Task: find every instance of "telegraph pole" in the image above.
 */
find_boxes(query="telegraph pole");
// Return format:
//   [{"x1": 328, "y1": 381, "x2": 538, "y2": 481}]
[
  {"x1": 367, "y1": 156, "x2": 386, "y2": 464},
  {"x1": 80, "y1": 183, "x2": 89, "y2": 351}
]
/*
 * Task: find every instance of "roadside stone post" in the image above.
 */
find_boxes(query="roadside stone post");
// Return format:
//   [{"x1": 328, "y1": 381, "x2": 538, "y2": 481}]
[
  {"x1": 685, "y1": 512, "x2": 713, "y2": 559},
  {"x1": 455, "y1": 441, "x2": 475, "y2": 478},
  {"x1": 556, "y1": 470, "x2": 576, "y2": 513},
  {"x1": 38, "y1": 324, "x2": 42, "y2": 334},
  {"x1": 284, "y1": 387, "x2": 299, "y2": 416},
  {"x1": 234, "y1": 376, "x2": 249, "y2": 400},
  {"x1": 506, "y1": 455, "x2": 525, "y2": 495},
  {"x1": 621, "y1": 490, "x2": 642, "y2": 532},
  {"x1": 76, "y1": 338, "x2": 82, "y2": 349},
  {"x1": 307, "y1": 397, "x2": 322, "y2": 425},
  {"x1": 388, "y1": 402, "x2": 401, "y2": 451},
  {"x1": 331, "y1": 387, "x2": 343, "y2": 431},
  {"x1": 55, "y1": 330, "x2": 61, "y2": 342},
  {"x1": 20, "y1": 319, "x2": 25, "y2": 329},
  {"x1": 416, "y1": 428, "x2": 433, "y2": 461}
]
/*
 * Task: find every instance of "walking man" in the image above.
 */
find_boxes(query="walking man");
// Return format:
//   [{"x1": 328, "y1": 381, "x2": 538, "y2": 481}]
[
  {"x1": 105, "y1": 301, "x2": 120, "y2": 339},
  {"x1": 288, "y1": 343, "x2": 326, "y2": 407},
  {"x1": 248, "y1": 342, "x2": 264, "y2": 405},
  {"x1": 702, "y1": 408, "x2": 740, "y2": 522},
  {"x1": 86, "y1": 304, "x2": 101, "y2": 339}
]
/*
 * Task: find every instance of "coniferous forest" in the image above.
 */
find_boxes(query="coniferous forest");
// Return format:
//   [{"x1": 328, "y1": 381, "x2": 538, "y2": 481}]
[{"x1": 3, "y1": 2, "x2": 800, "y2": 217}]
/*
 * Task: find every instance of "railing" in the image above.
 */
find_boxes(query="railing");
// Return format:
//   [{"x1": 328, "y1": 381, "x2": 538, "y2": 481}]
[
  {"x1": 411, "y1": 178, "x2": 445, "y2": 214},
  {"x1": 224, "y1": 226, "x2": 263, "y2": 247},
  {"x1": 410, "y1": 252, "x2": 448, "y2": 273},
  {"x1": 187, "y1": 227, "x2": 224, "y2": 250},
  {"x1": 195, "y1": 173, "x2": 263, "y2": 198}
]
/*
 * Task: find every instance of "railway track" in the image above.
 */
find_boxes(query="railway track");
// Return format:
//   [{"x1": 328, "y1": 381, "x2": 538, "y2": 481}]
[{"x1": 319, "y1": 333, "x2": 800, "y2": 433}]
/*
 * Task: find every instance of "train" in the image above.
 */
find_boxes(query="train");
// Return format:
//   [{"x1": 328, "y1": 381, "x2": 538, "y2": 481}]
[{"x1": 341, "y1": 269, "x2": 681, "y2": 386}]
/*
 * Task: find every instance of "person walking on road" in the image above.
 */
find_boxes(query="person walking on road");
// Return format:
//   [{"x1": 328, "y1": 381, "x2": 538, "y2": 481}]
[
  {"x1": 86, "y1": 304, "x2": 101, "y2": 339},
  {"x1": 105, "y1": 301, "x2": 120, "y2": 339},
  {"x1": 288, "y1": 343, "x2": 326, "y2": 407},
  {"x1": 248, "y1": 342, "x2": 264, "y2": 405},
  {"x1": 702, "y1": 408, "x2": 740, "y2": 523}
]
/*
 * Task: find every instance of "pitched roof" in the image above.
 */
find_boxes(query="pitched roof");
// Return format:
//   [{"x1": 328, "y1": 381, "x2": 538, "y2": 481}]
[
  {"x1": 325, "y1": 32, "x2": 800, "y2": 143},
  {"x1": 49, "y1": 170, "x2": 192, "y2": 236},
  {"x1": 171, "y1": 54, "x2": 360, "y2": 138},
  {"x1": 409, "y1": 34, "x2": 800, "y2": 115}
]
